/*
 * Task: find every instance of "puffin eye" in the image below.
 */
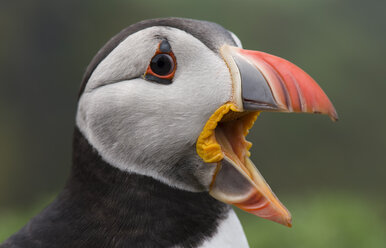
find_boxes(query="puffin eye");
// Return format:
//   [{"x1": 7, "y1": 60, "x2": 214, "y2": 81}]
[
  {"x1": 150, "y1": 54, "x2": 174, "y2": 76},
  {"x1": 144, "y1": 39, "x2": 176, "y2": 84}
]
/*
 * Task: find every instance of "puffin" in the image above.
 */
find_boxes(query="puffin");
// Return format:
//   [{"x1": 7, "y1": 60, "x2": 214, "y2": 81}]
[{"x1": 1, "y1": 18, "x2": 337, "y2": 248}]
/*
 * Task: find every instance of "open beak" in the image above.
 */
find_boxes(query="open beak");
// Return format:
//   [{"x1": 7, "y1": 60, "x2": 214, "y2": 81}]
[{"x1": 196, "y1": 45, "x2": 337, "y2": 227}]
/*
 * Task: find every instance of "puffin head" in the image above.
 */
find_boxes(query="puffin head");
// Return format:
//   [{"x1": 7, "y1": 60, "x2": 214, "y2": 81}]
[{"x1": 76, "y1": 18, "x2": 337, "y2": 227}]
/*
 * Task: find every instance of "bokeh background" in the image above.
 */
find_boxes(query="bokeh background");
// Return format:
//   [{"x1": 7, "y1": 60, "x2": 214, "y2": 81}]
[{"x1": 1, "y1": 0, "x2": 385, "y2": 247}]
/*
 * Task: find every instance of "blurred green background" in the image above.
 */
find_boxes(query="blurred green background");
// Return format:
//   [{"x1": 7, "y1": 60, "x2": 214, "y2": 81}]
[{"x1": 0, "y1": 0, "x2": 385, "y2": 247}]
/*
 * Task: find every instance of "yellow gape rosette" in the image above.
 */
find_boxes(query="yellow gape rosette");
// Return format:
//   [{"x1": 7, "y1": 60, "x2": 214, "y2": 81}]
[
  {"x1": 195, "y1": 103, "x2": 292, "y2": 227},
  {"x1": 196, "y1": 102, "x2": 259, "y2": 164}
]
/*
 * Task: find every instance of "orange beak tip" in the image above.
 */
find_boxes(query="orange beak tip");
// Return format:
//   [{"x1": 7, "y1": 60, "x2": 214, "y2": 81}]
[
  {"x1": 274, "y1": 215, "x2": 292, "y2": 227},
  {"x1": 285, "y1": 216, "x2": 293, "y2": 228},
  {"x1": 276, "y1": 213, "x2": 293, "y2": 228}
]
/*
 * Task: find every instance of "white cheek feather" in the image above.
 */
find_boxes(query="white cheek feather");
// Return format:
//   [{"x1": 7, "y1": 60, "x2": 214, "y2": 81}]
[
  {"x1": 77, "y1": 27, "x2": 232, "y2": 191},
  {"x1": 197, "y1": 210, "x2": 249, "y2": 248},
  {"x1": 84, "y1": 28, "x2": 158, "y2": 93}
]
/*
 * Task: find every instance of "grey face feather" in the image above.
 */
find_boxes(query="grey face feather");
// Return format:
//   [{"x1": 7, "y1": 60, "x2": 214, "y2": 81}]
[{"x1": 77, "y1": 18, "x2": 242, "y2": 191}]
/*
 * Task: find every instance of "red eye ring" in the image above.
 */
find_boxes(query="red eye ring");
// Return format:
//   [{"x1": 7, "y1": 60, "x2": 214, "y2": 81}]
[{"x1": 144, "y1": 40, "x2": 177, "y2": 84}]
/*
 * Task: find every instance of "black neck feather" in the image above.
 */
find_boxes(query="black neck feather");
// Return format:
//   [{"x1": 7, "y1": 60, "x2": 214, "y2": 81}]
[{"x1": 1, "y1": 128, "x2": 229, "y2": 248}]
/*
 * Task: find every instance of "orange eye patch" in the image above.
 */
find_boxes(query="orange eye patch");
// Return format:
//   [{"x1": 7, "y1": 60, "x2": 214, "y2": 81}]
[{"x1": 144, "y1": 39, "x2": 177, "y2": 84}]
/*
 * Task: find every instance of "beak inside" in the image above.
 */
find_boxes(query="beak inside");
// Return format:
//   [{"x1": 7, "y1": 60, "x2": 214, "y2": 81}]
[
  {"x1": 197, "y1": 45, "x2": 338, "y2": 227},
  {"x1": 212, "y1": 117, "x2": 292, "y2": 227},
  {"x1": 197, "y1": 104, "x2": 292, "y2": 227},
  {"x1": 210, "y1": 157, "x2": 292, "y2": 227}
]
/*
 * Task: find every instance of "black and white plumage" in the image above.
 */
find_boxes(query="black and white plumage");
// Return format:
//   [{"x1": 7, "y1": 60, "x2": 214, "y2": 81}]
[
  {"x1": 1, "y1": 17, "x2": 337, "y2": 248},
  {"x1": 1, "y1": 18, "x2": 248, "y2": 248}
]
